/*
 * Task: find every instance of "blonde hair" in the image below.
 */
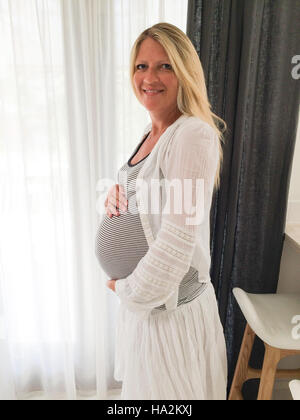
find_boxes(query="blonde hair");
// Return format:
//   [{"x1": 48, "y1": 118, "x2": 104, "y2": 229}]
[{"x1": 130, "y1": 22, "x2": 227, "y2": 190}]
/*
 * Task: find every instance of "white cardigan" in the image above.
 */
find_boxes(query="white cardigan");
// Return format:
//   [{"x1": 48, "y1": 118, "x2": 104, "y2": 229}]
[{"x1": 115, "y1": 114, "x2": 219, "y2": 318}]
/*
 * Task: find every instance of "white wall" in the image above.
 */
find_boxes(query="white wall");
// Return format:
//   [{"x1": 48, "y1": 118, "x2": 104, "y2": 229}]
[
  {"x1": 279, "y1": 109, "x2": 300, "y2": 294},
  {"x1": 274, "y1": 109, "x2": 300, "y2": 400},
  {"x1": 286, "y1": 111, "x2": 300, "y2": 223}
]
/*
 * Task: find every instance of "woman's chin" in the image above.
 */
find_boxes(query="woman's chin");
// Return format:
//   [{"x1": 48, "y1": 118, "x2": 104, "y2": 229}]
[{"x1": 141, "y1": 102, "x2": 164, "y2": 112}]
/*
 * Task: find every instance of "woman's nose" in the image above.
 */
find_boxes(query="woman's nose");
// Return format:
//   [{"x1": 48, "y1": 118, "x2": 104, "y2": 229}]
[{"x1": 143, "y1": 68, "x2": 159, "y2": 84}]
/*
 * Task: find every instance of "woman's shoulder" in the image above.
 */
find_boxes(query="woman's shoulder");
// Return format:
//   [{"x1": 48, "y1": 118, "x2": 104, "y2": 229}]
[
  {"x1": 162, "y1": 115, "x2": 219, "y2": 172},
  {"x1": 174, "y1": 116, "x2": 218, "y2": 153},
  {"x1": 177, "y1": 115, "x2": 216, "y2": 138}
]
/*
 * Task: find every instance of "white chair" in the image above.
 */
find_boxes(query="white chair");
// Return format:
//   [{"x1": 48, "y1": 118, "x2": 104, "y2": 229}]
[
  {"x1": 229, "y1": 288, "x2": 300, "y2": 400},
  {"x1": 289, "y1": 380, "x2": 300, "y2": 400}
]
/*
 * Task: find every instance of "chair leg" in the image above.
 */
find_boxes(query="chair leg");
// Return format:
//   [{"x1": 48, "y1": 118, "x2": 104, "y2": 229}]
[
  {"x1": 257, "y1": 344, "x2": 281, "y2": 400},
  {"x1": 229, "y1": 323, "x2": 256, "y2": 400}
]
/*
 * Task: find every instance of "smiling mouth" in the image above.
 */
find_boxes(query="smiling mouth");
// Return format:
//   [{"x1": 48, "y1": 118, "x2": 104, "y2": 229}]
[{"x1": 143, "y1": 89, "x2": 164, "y2": 95}]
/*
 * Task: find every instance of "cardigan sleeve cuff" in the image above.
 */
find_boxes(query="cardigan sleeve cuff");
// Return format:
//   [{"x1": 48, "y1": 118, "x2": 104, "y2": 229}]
[{"x1": 115, "y1": 279, "x2": 153, "y2": 319}]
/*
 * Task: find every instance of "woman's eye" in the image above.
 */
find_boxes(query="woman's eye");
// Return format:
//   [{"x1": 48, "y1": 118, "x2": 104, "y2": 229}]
[{"x1": 135, "y1": 64, "x2": 172, "y2": 70}]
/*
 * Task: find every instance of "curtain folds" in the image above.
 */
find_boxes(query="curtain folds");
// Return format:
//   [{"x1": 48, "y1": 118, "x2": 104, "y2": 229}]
[
  {"x1": 0, "y1": 0, "x2": 188, "y2": 400},
  {"x1": 0, "y1": 0, "x2": 105, "y2": 400},
  {"x1": 187, "y1": 0, "x2": 300, "y2": 398}
]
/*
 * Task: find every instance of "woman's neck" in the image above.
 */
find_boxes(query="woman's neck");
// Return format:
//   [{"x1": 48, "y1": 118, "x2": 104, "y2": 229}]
[{"x1": 149, "y1": 108, "x2": 183, "y2": 137}]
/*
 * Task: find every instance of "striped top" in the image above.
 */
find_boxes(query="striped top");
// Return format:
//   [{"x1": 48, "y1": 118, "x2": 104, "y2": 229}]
[{"x1": 95, "y1": 132, "x2": 207, "y2": 312}]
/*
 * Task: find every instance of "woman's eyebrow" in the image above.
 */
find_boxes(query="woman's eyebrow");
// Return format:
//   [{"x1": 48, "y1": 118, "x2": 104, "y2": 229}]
[{"x1": 135, "y1": 59, "x2": 171, "y2": 63}]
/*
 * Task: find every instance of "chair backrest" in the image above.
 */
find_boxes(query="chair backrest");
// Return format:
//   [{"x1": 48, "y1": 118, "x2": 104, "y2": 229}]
[{"x1": 289, "y1": 380, "x2": 300, "y2": 400}]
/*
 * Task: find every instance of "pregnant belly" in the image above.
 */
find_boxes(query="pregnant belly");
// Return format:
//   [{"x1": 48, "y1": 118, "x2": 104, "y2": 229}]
[{"x1": 95, "y1": 212, "x2": 149, "y2": 279}]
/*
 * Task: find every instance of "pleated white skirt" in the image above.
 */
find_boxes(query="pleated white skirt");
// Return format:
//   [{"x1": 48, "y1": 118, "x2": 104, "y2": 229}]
[{"x1": 114, "y1": 282, "x2": 228, "y2": 400}]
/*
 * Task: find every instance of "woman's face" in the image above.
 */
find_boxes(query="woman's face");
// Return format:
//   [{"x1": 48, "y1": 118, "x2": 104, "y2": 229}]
[{"x1": 133, "y1": 37, "x2": 179, "y2": 115}]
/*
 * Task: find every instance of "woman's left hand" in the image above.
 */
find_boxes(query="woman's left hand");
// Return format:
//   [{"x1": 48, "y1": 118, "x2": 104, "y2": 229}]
[{"x1": 106, "y1": 279, "x2": 118, "y2": 292}]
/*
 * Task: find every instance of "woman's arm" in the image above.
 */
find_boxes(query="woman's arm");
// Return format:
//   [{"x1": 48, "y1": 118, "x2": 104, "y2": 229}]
[{"x1": 115, "y1": 120, "x2": 219, "y2": 313}]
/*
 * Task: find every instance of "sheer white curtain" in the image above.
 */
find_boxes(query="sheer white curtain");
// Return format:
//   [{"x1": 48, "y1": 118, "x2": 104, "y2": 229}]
[{"x1": 0, "y1": 0, "x2": 187, "y2": 400}]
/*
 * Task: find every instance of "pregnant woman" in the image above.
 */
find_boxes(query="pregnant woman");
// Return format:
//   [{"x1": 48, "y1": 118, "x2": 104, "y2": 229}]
[{"x1": 95, "y1": 22, "x2": 228, "y2": 400}]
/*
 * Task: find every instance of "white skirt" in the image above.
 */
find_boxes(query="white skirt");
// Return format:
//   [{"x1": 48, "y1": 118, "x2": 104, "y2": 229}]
[{"x1": 114, "y1": 282, "x2": 228, "y2": 400}]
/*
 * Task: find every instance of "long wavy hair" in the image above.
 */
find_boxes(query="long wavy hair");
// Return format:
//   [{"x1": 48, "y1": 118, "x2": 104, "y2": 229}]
[{"x1": 129, "y1": 22, "x2": 227, "y2": 190}]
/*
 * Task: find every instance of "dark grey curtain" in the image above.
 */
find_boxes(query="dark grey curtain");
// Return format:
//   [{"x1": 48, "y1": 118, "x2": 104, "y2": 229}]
[{"x1": 186, "y1": 0, "x2": 300, "y2": 399}]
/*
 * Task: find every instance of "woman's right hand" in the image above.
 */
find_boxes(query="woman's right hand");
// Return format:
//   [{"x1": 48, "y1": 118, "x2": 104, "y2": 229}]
[{"x1": 104, "y1": 184, "x2": 128, "y2": 218}]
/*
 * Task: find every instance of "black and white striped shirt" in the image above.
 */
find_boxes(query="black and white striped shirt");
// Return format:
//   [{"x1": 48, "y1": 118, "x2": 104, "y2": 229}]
[{"x1": 95, "y1": 134, "x2": 207, "y2": 312}]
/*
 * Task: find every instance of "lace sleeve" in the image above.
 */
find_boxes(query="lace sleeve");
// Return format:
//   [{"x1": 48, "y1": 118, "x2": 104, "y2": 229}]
[{"x1": 115, "y1": 121, "x2": 219, "y2": 314}]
